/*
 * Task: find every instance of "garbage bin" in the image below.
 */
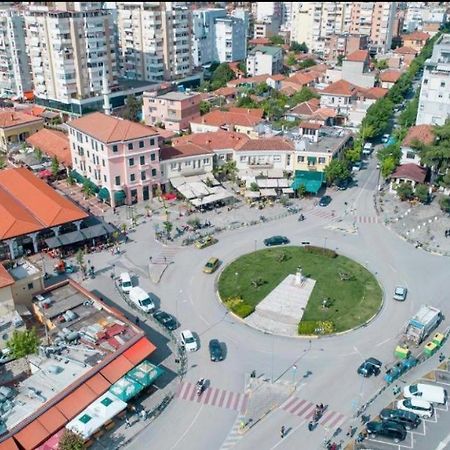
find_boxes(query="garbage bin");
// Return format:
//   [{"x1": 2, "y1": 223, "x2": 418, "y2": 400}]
[
  {"x1": 433, "y1": 333, "x2": 445, "y2": 347},
  {"x1": 424, "y1": 341, "x2": 437, "y2": 357},
  {"x1": 395, "y1": 345, "x2": 410, "y2": 360}
]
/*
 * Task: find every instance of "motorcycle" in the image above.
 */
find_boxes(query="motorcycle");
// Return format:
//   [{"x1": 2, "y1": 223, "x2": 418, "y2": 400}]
[
  {"x1": 298, "y1": 214, "x2": 305, "y2": 222},
  {"x1": 196, "y1": 378, "x2": 206, "y2": 396}
]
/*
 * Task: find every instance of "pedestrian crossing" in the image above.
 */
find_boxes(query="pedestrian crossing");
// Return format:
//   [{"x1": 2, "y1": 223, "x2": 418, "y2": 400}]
[
  {"x1": 176, "y1": 381, "x2": 249, "y2": 414},
  {"x1": 151, "y1": 247, "x2": 179, "y2": 264},
  {"x1": 280, "y1": 397, "x2": 347, "y2": 429},
  {"x1": 220, "y1": 414, "x2": 246, "y2": 450},
  {"x1": 356, "y1": 216, "x2": 379, "y2": 224}
]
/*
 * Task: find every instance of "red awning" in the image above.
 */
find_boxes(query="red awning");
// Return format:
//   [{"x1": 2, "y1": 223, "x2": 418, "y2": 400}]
[
  {"x1": 14, "y1": 420, "x2": 50, "y2": 450},
  {"x1": 123, "y1": 337, "x2": 156, "y2": 365},
  {"x1": 0, "y1": 439, "x2": 19, "y2": 450},
  {"x1": 36, "y1": 429, "x2": 64, "y2": 450},
  {"x1": 55, "y1": 384, "x2": 97, "y2": 420},
  {"x1": 85, "y1": 373, "x2": 111, "y2": 396},
  {"x1": 100, "y1": 354, "x2": 134, "y2": 384},
  {"x1": 37, "y1": 406, "x2": 67, "y2": 435},
  {"x1": 23, "y1": 91, "x2": 34, "y2": 101}
]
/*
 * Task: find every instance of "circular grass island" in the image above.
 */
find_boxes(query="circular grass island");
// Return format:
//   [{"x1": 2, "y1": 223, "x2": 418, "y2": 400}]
[{"x1": 218, "y1": 246, "x2": 383, "y2": 335}]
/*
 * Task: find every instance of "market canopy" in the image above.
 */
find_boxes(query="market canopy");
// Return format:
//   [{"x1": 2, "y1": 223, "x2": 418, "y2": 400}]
[
  {"x1": 114, "y1": 190, "x2": 126, "y2": 202},
  {"x1": 98, "y1": 187, "x2": 110, "y2": 201},
  {"x1": 291, "y1": 170, "x2": 324, "y2": 194},
  {"x1": 108, "y1": 375, "x2": 144, "y2": 402},
  {"x1": 126, "y1": 361, "x2": 164, "y2": 388}
]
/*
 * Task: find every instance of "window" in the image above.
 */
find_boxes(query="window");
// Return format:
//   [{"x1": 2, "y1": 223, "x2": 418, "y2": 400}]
[
  {"x1": 318, "y1": 157, "x2": 326, "y2": 164},
  {"x1": 87, "y1": 151, "x2": 90, "y2": 157},
  {"x1": 297, "y1": 156, "x2": 305, "y2": 162},
  {"x1": 139, "y1": 141, "x2": 144, "y2": 148},
  {"x1": 424, "y1": 79, "x2": 428, "y2": 85},
  {"x1": 185, "y1": 161, "x2": 191, "y2": 166},
  {"x1": 102, "y1": 159, "x2": 105, "y2": 167},
  {"x1": 150, "y1": 153, "x2": 156, "y2": 161},
  {"x1": 406, "y1": 151, "x2": 416, "y2": 159},
  {"x1": 441, "y1": 81, "x2": 446, "y2": 88},
  {"x1": 103, "y1": 175, "x2": 107, "y2": 182},
  {"x1": 273, "y1": 156, "x2": 281, "y2": 162},
  {"x1": 170, "y1": 163, "x2": 177, "y2": 169},
  {"x1": 140, "y1": 155, "x2": 145, "y2": 165},
  {"x1": 101, "y1": 144, "x2": 104, "y2": 151},
  {"x1": 151, "y1": 168, "x2": 157, "y2": 176},
  {"x1": 128, "y1": 142, "x2": 133, "y2": 150},
  {"x1": 240, "y1": 156, "x2": 246, "y2": 162},
  {"x1": 141, "y1": 171, "x2": 146, "y2": 181},
  {"x1": 130, "y1": 173, "x2": 136, "y2": 182},
  {"x1": 115, "y1": 176, "x2": 120, "y2": 185},
  {"x1": 112, "y1": 144, "x2": 118, "y2": 152},
  {"x1": 27, "y1": 282, "x2": 33, "y2": 289},
  {"x1": 129, "y1": 158, "x2": 134, "y2": 167},
  {"x1": 150, "y1": 138, "x2": 155, "y2": 146}
]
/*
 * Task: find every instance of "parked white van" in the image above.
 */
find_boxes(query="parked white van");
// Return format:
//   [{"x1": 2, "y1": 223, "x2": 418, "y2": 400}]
[
  {"x1": 119, "y1": 272, "x2": 132, "y2": 294},
  {"x1": 403, "y1": 383, "x2": 446, "y2": 405},
  {"x1": 129, "y1": 287, "x2": 155, "y2": 313}
]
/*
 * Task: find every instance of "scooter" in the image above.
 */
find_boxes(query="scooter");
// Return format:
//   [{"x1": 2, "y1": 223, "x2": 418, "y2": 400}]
[
  {"x1": 298, "y1": 214, "x2": 305, "y2": 222},
  {"x1": 196, "y1": 378, "x2": 206, "y2": 396}
]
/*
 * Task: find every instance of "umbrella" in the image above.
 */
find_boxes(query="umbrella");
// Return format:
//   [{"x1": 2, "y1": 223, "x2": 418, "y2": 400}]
[{"x1": 39, "y1": 169, "x2": 52, "y2": 178}]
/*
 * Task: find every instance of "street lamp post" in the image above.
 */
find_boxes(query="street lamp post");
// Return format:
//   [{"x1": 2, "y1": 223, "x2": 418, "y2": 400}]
[{"x1": 292, "y1": 364, "x2": 297, "y2": 385}]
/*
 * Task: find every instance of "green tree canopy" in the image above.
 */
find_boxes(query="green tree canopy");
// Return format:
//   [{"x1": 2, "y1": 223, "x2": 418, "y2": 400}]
[
  {"x1": 336, "y1": 55, "x2": 344, "y2": 66},
  {"x1": 399, "y1": 96, "x2": 419, "y2": 128},
  {"x1": 290, "y1": 41, "x2": 308, "y2": 53},
  {"x1": 255, "y1": 82, "x2": 269, "y2": 96},
  {"x1": 324, "y1": 159, "x2": 350, "y2": 186},
  {"x1": 199, "y1": 101, "x2": 211, "y2": 115},
  {"x1": 123, "y1": 95, "x2": 142, "y2": 122},
  {"x1": 415, "y1": 184, "x2": 429, "y2": 203},
  {"x1": 439, "y1": 195, "x2": 450, "y2": 213},
  {"x1": 59, "y1": 429, "x2": 86, "y2": 450},
  {"x1": 269, "y1": 35, "x2": 284, "y2": 45},
  {"x1": 381, "y1": 156, "x2": 397, "y2": 178},
  {"x1": 298, "y1": 59, "x2": 316, "y2": 70},
  {"x1": 286, "y1": 54, "x2": 297, "y2": 66},
  {"x1": 210, "y1": 63, "x2": 236, "y2": 91},
  {"x1": 419, "y1": 120, "x2": 450, "y2": 174},
  {"x1": 51, "y1": 155, "x2": 59, "y2": 176},
  {"x1": 7, "y1": 328, "x2": 40, "y2": 359},
  {"x1": 396, "y1": 182, "x2": 414, "y2": 201},
  {"x1": 374, "y1": 58, "x2": 388, "y2": 70}
]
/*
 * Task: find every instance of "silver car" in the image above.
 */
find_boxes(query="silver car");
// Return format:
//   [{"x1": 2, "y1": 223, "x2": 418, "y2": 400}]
[{"x1": 393, "y1": 286, "x2": 407, "y2": 301}]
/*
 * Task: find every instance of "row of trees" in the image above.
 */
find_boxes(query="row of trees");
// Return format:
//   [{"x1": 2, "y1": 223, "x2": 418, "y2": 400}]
[{"x1": 199, "y1": 63, "x2": 236, "y2": 92}]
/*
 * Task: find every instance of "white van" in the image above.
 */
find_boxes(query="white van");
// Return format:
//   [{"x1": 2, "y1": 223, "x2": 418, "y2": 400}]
[
  {"x1": 362, "y1": 142, "x2": 373, "y2": 155},
  {"x1": 129, "y1": 287, "x2": 155, "y2": 313},
  {"x1": 119, "y1": 272, "x2": 132, "y2": 294},
  {"x1": 403, "y1": 383, "x2": 447, "y2": 405}
]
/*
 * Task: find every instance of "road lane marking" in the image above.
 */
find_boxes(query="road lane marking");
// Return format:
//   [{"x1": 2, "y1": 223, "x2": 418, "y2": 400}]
[
  {"x1": 169, "y1": 402, "x2": 205, "y2": 450},
  {"x1": 269, "y1": 419, "x2": 307, "y2": 450},
  {"x1": 435, "y1": 432, "x2": 450, "y2": 450}
]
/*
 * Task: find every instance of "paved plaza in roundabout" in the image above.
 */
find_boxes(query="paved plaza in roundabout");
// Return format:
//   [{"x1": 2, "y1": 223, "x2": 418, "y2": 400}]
[{"x1": 66, "y1": 153, "x2": 450, "y2": 450}]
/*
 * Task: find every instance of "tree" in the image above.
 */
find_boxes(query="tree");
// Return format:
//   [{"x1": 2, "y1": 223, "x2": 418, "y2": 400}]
[
  {"x1": 324, "y1": 160, "x2": 350, "y2": 186},
  {"x1": 269, "y1": 35, "x2": 284, "y2": 46},
  {"x1": 381, "y1": 156, "x2": 397, "y2": 178},
  {"x1": 67, "y1": 174, "x2": 75, "y2": 186},
  {"x1": 59, "y1": 429, "x2": 86, "y2": 450},
  {"x1": 123, "y1": 95, "x2": 142, "y2": 122},
  {"x1": 210, "y1": 63, "x2": 235, "y2": 91},
  {"x1": 440, "y1": 171, "x2": 450, "y2": 188},
  {"x1": 163, "y1": 221, "x2": 173, "y2": 236},
  {"x1": 199, "y1": 101, "x2": 211, "y2": 115},
  {"x1": 82, "y1": 179, "x2": 94, "y2": 198},
  {"x1": 286, "y1": 54, "x2": 297, "y2": 66},
  {"x1": 250, "y1": 182, "x2": 259, "y2": 192},
  {"x1": 439, "y1": 195, "x2": 450, "y2": 213},
  {"x1": 298, "y1": 59, "x2": 316, "y2": 70},
  {"x1": 236, "y1": 95, "x2": 259, "y2": 108},
  {"x1": 419, "y1": 120, "x2": 450, "y2": 175},
  {"x1": 7, "y1": 328, "x2": 40, "y2": 359},
  {"x1": 0, "y1": 156, "x2": 6, "y2": 169},
  {"x1": 296, "y1": 184, "x2": 306, "y2": 198},
  {"x1": 377, "y1": 143, "x2": 402, "y2": 165},
  {"x1": 288, "y1": 87, "x2": 319, "y2": 108},
  {"x1": 399, "y1": 96, "x2": 419, "y2": 128},
  {"x1": 374, "y1": 58, "x2": 388, "y2": 70},
  {"x1": 336, "y1": 55, "x2": 344, "y2": 66},
  {"x1": 51, "y1": 155, "x2": 59, "y2": 176},
  {"x1": 255, "y1": 82, "x2": 269, "y2": 96},
  {"x1": 344, "y1": 146, "x2": 362, "y2": 163},
  {"x1": 290, "y1": 41, "x2": 308, "y2": 53},
  {"x1": 396, "y1": 182, "x2": 414, "y2": 201},
  {"x1": 237, "y1": 61, "x2": 247, "y2": 76},
  {"x1": 35, "y1": 147, "x2": 43, "y2": 162},
  {"x1": 415, "y1": 184, "x2": 429, "y2": 203}
]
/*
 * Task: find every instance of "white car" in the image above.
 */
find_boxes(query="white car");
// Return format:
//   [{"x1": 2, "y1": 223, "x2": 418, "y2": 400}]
[
  {"x1": 403, "y1": 383, "x2": 446, "y2": 405},
  {"x1": 393, "y1": 286, "x2": 408, "y2": 301},
  {"x1": 180, "y1": 330, "x2": 198, "y2": 352},
  {"x1": 397, "y1": 398, "x2": 434, "y2": 418}
]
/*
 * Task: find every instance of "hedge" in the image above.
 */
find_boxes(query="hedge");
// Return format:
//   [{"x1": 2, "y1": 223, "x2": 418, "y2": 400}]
[
  {"x1": 303, "y1": 246, "x2": 337, "y2": 258},
  {"x1": 298, "y1": 320, "x2": 335, "y2": 335}
]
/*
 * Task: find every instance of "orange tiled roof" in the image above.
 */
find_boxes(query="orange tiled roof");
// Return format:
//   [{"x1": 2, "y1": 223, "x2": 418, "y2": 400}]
[
  {"x1": 249, "y1": 37, "x2": 271, "y2": 46},
  {"x1": 311, "y1": 107, "x2": 337, "y2": 120},
  {"x1": 287, "y1": 71, "x2": 318, "y2": 86},
  {"x1": 289, "y1": 98, "x2": 320, "y2": 116},
  {"x1": 26, "y1": 128, "x2": 72, "y2": 167},
  {"x1": 0, "y1": 167, "x2": 88, "y2": 240},
  {"x1": 0, "y1": 264, "x2": 14, "y2": 289},
  {"x1": 268, "y1": 74, "x2": 286, "y2": 81},
  {"x1": 403, "y1": 31, "x2": 430, "y2": 41},
  {"x1": 227, "y1": 74, "x2": 270, "y2": 87},
  {"x1": 191, "y1": 108, "x2": 263, "y2": 128},
  {"x1": 0, "y1": 109, "x2": 44, "y2": 129},
  {"x1": 363, "y1": 86, "x2": 389, "y2": 99},
  {"x1": 402, "y1": 124, "x2": 435, "y2": 147},
  {"x1": 173, "y1": 131, "x2": 249, "y2": 150},
  {"x1": 380, "y1": 69, "x2": 402, "y2": 83},
  {"x1": 300, "y1": 121, "x2": 322, "y2": 130},
  {"x1": 236, "y1": 137, "x2": 294, "y2": 152},
  {"x1": 394, "y1": 46, "x2": 417, "y2": 55},
  {"x1": 280, "y1": 85, "x2": 297, "y2": 96},
  {"x1": 214, "y1": 86, "x2": 237, "y2": 97},
  {"x1": 321, "y1": 79, "x2": 358, "y2": 96},
  {"x1": 160, "y1": 142, "x2": 213, "y2": 161},
  {"x1": 346, "y1": 49, "x2": 369, "y2": 62},
  {"x1": 391, "y1": 163, "x2": 427, "y2": 183},
  {"x1": 69, "y1": 112, "x2": 158, "y2": 143}
]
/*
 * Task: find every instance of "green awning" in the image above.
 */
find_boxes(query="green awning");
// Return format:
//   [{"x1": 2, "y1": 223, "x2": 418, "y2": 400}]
[
  {"x1": 98, "y1": 187, "x2": 110, "y2": 200},
  {"x1": 108, "y1": 376, "x2": 145, "y2": 402},
  {"x1": 291, "y1": 170, "x2": 324, "y2": 194},
  {"x1": 126, "y1": 361, "x2": 164, "y2": 387},
  {"x1": 85, "y1": 179, "x2": 100, "y2": 194},
  {"x1": 114, "y1": 190, "x2": 126, "y2": 202},
  {"x1": 70, "y1": 170, "x2": 85, "y2": 184}
]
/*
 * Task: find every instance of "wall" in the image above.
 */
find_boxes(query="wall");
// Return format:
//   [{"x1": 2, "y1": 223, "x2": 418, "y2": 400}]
[
  {"x1": 10, "y1": 273, "x2": 44, "y2": 307},
  {"x1": 234, "y1": 150, "x2": 292, "y2": 171},
  {"x1": 0, "y1": 286, "x2": 15, "y2": 316},
  {"x1": 160, "y1": 155, "x2": 213, "y2": 183}
]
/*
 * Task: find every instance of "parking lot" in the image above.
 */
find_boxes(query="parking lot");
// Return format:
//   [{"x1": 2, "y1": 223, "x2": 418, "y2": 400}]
[{"x1": 359, "y1": 366, "x2": 450, "y2": 450}]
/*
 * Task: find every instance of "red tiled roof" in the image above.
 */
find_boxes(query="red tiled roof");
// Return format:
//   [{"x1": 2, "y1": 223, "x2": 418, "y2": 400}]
[
  {"x1": 173, "y1": 131, "x2": 249, "y2": 150},
  {"x1": 249, "y1": 37, "x2": 271, "y2": 46},
  {"x1": 394, "y1": 46, "x2": 417, "y2": 55},
  {"x1": 0, "y1": 263, "x2": 14, "y2": 289},
  {"x1": 214, "y1": 86, "x2": 237, "y2": 97},
  {"x1": 0, "y1": 168, "x2": 88, "y2": 240},
  {"x1": 0, "y1": 109, "x2": 44, "y2": 129},
  {"x1": 391, "y1": 164, "x2": 427, "y2": 183},
  {"x1": 26, "y1": 128, "x2": 72, "y2": 167},
  {"x1": 0, "y1": 439, "x2": 19, "y2": 450},
  {"x1": 191, "y1": 108, "x2": 263, "y2": 128},
  {"x1": 123, "y1": 337, "x2": 156, "y2": 365},
  {"x1": 14, "y1": 420, "x2": 50, "y2": 450},
  {"x1": 280, "y1": 85, "x2": 297, "y2": 96},
  {"x1": 288, "y1": 71, "x2": 318, "y2": 86},
  {"x1": 69, "y1": 112, "x2": 158, "y2": 143},
  {"x1": 380, "y1": 69, "x2": 402, "y2": 83},
  {"x1": 37, "y1": 406, "x2": 67, "y2": 436},
  {"x1": 403, "y1": 31, "x2": 429, "y2": 41},
  {"x1": 312, "y1": 107, "x2": 337, "y2": 120},
  {"x1": 56, "y1": 384, "x2": 98, "y2": 420},
  {"x1": 303, "y1": 63, "x2": 328, "y2": 73},
  {"x1": 100, "y1": 354, "x2": 134, "y2": 384},
  {"x1": 363, "y1": 86, "x2": 389, "y2": 99},
  {"x1": 236, "y1": 137, "x2": 294, "y2": 152},
  {"x1": 154, "y1": 127, "x2": 177, "y2": 140},
  {"x1": 85, "y1": 373, "x2": 111, "y2": 396},
  {"x1": 346, "y1": 49, "x2": 369, "y2": 62},
  {"x1": 402, "y1": 124, "x2": 435, "y2": 147},
  {"x1": 300, "y1": 121, "x2": 322, "y2": 130},
  {"x1": 160, "y1": 143, "x2": 213, "y2": 161},
  {"x1": 268, "y1": 74, "x2": 286, "y2": 81},
  {"x1": 321, "y1": 79, "x2": 357, "y2": 96},
  {"x1": 290, "y1": 98, "x2": 320, "y2": 116}
]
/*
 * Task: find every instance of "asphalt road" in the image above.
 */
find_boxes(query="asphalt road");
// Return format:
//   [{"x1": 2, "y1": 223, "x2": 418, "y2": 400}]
[{"x1": 80, "y1": 152, "x2": 449, "y2": 450}]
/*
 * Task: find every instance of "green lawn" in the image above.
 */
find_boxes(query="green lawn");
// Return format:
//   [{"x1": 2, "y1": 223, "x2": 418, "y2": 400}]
[{"x1": 218, "y1": 246, "x2": 382, "y2": 334}]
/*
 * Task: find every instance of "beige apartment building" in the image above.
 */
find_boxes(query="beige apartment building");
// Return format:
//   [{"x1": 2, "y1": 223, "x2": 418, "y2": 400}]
[
  {"x1": 116, "y1": 2, "x2": 193, "y2": 82},
  {"x1": 24, "y1": 2, "x2": 118, "y2": 114}
]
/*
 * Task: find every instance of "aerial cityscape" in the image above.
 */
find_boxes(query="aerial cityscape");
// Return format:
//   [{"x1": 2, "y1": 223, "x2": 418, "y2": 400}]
[{"x1": 0, "y1": 1, "x2": 450, "y2": 450}]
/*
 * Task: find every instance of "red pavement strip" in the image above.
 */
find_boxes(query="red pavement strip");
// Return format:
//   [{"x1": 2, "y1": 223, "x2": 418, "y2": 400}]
[{"x1": 218, "y1": 390, "x2": 227, "y2": 408}]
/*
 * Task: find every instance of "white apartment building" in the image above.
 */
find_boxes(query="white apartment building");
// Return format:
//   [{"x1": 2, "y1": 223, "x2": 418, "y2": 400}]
[
  {"x1": 255, "y1": 2, "x2": 281, "y2": 22},
  {"x1": 246, "y1": 45, "x2": 283, "y2": 77},
  {"x1": 214, "y1": 17, "x2": 247, "y2": 64},
  {"x1": 416, "y1": 34, "x2": 450, "y2": 126},
  {"x1": 0, "y1": 8, "x2": 32, "y2": 99},
  {"x1": 25, "y1": 3, "x2": 118, "y2": 114},
  {"x1": 116, "y1": 2, "x2": 192, "y2": 82}
]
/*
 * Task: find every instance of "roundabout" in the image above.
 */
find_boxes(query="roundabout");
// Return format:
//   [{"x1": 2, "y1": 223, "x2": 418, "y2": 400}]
[{"x1": 218, "y1": 246, "x2": 383, "y2": 335}]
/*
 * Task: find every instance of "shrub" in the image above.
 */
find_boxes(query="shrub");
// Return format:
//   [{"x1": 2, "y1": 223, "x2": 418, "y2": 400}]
[
  {"x1": 298, "y1": 320, "x2": 318, "y2": 335},
  {"x1": 439, "y1": 195, "x2": 450, "y2": 213},
  {"x1": 303, "y1": 246, "x2": 337, "y2": 258},
  {"x1": 231, "y1": 303, "x2": 254, "y2": 318}
]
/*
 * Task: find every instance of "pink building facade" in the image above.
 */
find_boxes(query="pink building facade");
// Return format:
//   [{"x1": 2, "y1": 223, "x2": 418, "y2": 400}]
[
  {"x1": 143, "y1": 91, "x2": 201, "y2": 132},
  {"x1": 68, "y1": 112, "x2": 161, "y2": 208}
]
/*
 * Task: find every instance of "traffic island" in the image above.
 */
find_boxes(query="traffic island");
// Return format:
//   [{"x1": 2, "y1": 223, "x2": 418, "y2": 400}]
[{"x1": 218, "y1": 246, "x2": 382, "y2": 336}]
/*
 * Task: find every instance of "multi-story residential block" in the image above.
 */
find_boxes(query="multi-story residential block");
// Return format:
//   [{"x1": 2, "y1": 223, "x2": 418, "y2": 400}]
[
  {"x1": 246, "y1": 45, "x2": 283, "y2": 76},
  {"x1": 68, "y1": 112, "x2": 160, "y2": 207},
  {"x1": 324, "y1": 33, "x2": 368, "y2": 62},
  {"x1": 116, "y1": 2, "x2": 192, "y2": 82},
  {"x1": 400, "y1": 124, "x2": 434, "y2": 165},
  {"x1": 143, "y1": 91, "x2": 201, "y2": 133},
  {"x1": 341, "y1": 49, "x2": 375, "y2": 88},
  {"x1": 320, "y1": 79, "x2": 359, "y2": 123},
  {"x1": 349, "y1": 2, "x2": 397, "y2": 54},
  {"x1": 402, "y1": 31, "x2": 430, "y2": 52},
  {"x1": 25, "y1": 3, "x2": 118, "y2": 115},
  {"x1": 253, "y1": 19, "x2": 280, "y2": 39},
  {"x1": 215, "y1": 16, "x2": 247, "y2": 64},
  {"x1": 255, "y1": 2, "x2": 281, "y2": 22},
  {"x1": 0, "y1": 8, "x2": 33, "y2": 99},
  {"x1": 416, "y1": 34, "x2": 450, "y2": 126}
]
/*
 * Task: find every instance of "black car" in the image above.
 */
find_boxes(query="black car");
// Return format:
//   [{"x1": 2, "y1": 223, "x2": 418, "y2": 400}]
[
  {"x1": 209, "y1": 339, "x2": 224, "y2": 362},
  {"x1": 153, "y1": 310, "x2": 178, "y2": 331},
  {"x1": 319, "y1": 195, "x2": 332, "y2": 207},
  {"x1": 380, "y1": 408, "x2": 421, "y2": 430},
  {"x1": 263, "y1": 235, "x2": 290, "y2": 246},
  {"x1": 357, "y1": 357, "x2": 382, "y2": 377},
  {"x1": 366, "y1": 420, "x2": 407, "y2": 443}
]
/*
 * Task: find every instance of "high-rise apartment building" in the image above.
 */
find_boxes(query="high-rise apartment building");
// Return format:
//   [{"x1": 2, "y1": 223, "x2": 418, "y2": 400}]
[
  {"x1": 25, "y1": 2, "x2": 118, "y2": 114},
  {"x1": 215, "y1": 16, "x2": 247, "y2": 64},
  {"x1": 0, "y1": 8, "x2": 33, "y2": 99},
  {"x1": 116, "y1": 2, "x2": 192, "y2": 82},
  {"x1": 349, "y1": 2, "x2": 397, "y2": 54}
]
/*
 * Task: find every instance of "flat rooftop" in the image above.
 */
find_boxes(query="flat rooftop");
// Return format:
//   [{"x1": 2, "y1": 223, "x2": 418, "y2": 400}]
[
  {"x1": 8, "y1": 260, "x2": 40, "y2": 281},
  {"x1": 156, "y1": 91, "x2": 199, "y2": 101}
]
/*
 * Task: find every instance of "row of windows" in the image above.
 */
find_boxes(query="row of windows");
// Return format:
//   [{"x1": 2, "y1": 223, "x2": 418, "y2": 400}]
[
  {"x1": 112, "y1": 138, "x2": 156, "y2": 152},
  {"x1": 115, "y1": 169, "x2": 158, "y2": 186},
  {"x1": 129, "y1": 154, "x2": 156, "y2": 166},
  {"x1": 169, "y1": 158, "x2": 210, "y2": 169}
]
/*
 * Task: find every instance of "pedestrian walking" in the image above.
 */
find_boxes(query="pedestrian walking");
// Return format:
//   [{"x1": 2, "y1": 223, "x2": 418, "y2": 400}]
[
  {"x1": 135, "y1": 316, "x2": 140, "y2": 326},
  {"x1": 139, "y1": 409, "x2": 147, "y2": 421},
  {"x1": 280, "y1": 425, "x2": 286, "y2": 438},
  {"x1": 125, "y1": 417, "x2": 131, "y2": 429}
]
